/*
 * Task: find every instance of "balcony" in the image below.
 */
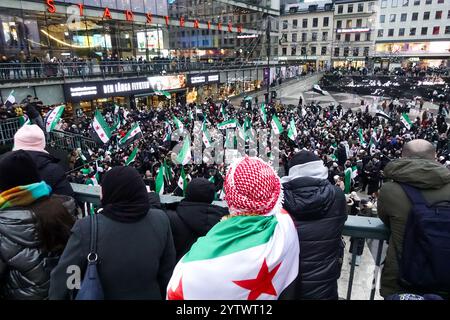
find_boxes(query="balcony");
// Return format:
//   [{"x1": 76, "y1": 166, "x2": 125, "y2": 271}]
[{"x1": 72, "y1": 183, "x2": 390, "y2": 300}]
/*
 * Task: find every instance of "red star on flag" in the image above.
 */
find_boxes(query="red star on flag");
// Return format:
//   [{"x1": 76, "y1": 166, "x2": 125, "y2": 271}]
[
  {"x1": 233, "y1": 259, "x2": 281, "y2": 300},
  {"x1": 95, "y1": 125, "x2": 100, "y2": 130},
  {"x1": 100, "y1": 133, "x2": 104, "y2": 138},
  {"x1": 168, "y1": 278, "x2": 184, "y2": 300}
]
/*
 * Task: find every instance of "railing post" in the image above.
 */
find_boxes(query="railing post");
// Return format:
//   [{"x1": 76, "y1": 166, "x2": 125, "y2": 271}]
[
  {"x1": 346, "y1": 238, "x2": 361, "y2": 300},
  {"x1": 370, "y1": 239, "x2": 384, "y2": 300}
]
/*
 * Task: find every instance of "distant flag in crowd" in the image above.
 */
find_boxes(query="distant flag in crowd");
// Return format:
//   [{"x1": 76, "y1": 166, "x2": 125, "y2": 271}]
[
  {"x1": 189, "y1": 110, "x2": 194, "y2": 122},
  {"x1": 312, "y1": 84, "x2": 328, "y2": 95},
  {"x1": 163, "y1": 159, "x2": 173, "y2": 182},
  {"x1": 202, "y1": 121, "x2": 212, "y2": 148},
  {"x1": 221, "y1": 104, "x2": 227, "y2": 119},
  {"x1": 271, "y1": 114, "x2": 284, "y2": 135},
  {"x1": 4, "y1": 90, "x2": 15, "y2": 108},
  {"x1": 400, "y1": 113, "x2": 412, "y2": 130},
  {"x1": 177, "y1": 166, "x2": 188, "y2": 197},
  {"x1": 45, "y1": 105, "x2": 65, "y2": 133},
  {"x1": 155, "y1": 90, "x2": 172, "y2": 99},
  {"x1": 18, "y1": 115, "x2": 30, "y2": 127},
  {"x1": 358, "y1": 129, "x2": 367, "y2": 148},
  {"x1": 111, "y1": 117, "x2": 121, "y2": 132},
  {"x1": 114, "y1": 104, "x2": 120, "y2": 115},
  {"x1": 375, "y1": 110, "x2": 393, "y2": 122},
  {"x1": 155, "y1": 164, "x2": 165, "y2": 195},
  {"x1": 217, "y1": 119, "x2": 238, "y2": 129},
  {"x1": 92, "y1": 110, "x2": 112, "y2": 144},
  {"x1": 287, "y1": 118, "x2": 298, "y2": 141},
  {"x1": 122, "y1": 109, "x2": 130, "y2": 125},
  {"x1": 173, "y1": 116, "x2": 184, "y2": 132},
  {"x1": 125, "y1": 147, "x2": 139, "y2": 166},
  {"x1": 351, "y1": 165, "x2": 358, "y2": 179},
  {"x1": 369, "y1": 136, "x2": 377, "y2": 156},
  {"x1": 164, "y1": 121, "x2": 172, "y2": 142},
  {"x1": 260, "y1": 103, "x2": 267, "y2": 124},
  {"x1": 175, "y1": 137, "x2": 192, "y2": 165},
  {"x1": 344, "y1": 167, "x2": 352, "y2": 194},
  {"x1": 119, "y1": 123, "x2": 143, "y2": 146}
]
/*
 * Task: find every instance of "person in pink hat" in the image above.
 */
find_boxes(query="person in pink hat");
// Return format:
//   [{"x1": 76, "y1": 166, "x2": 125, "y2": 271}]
[{"x1": 13, "y1": 124, "x2": 74, "y2": 197}]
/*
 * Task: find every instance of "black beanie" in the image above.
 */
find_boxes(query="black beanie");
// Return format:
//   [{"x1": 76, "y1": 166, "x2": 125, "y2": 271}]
[
  {"x1": 0, "y1": 150, "x2": 41, "y2": 191},
  {"x1": 288, "y1": 150, "x2": 321, "y2": 170},
  {"x1": 185, "y1": 178, "x2": 216, "y2": 204}
]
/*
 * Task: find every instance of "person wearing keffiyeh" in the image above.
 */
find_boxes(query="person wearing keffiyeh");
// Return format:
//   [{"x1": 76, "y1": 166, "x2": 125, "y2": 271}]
[{"x1": 0, "y1": 150, "x2": 75, "y2": 300}]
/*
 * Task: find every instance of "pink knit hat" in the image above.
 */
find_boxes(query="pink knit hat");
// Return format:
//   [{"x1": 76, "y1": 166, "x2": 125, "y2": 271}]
[{"x1": 13, "y1": 124, "x2": 47, "y2": 153}]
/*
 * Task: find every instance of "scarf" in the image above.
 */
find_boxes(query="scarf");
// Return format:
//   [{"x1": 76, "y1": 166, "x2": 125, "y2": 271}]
[
  {"x1": 280, "y1": 160, "x2": 328, "y2": 184},
  {"x1": 167, "y1": 207, "x2": 299, "y2": 300},
  {"x1": 0, "y1": 182, "x2": 52, "y2": 210}
]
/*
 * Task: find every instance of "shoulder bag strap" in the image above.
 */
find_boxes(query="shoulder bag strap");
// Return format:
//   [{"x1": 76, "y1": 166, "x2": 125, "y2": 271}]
[
  {"x1": 399, "y1": 183, "x2": 428, "y2": 206},
  {"x1": 88, "y1": 213, "x2": 98, "y2": 263}
]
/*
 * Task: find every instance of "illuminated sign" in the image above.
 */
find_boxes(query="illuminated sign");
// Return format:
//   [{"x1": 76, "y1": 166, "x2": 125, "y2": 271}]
[
  {"x1": 187, "y1": 73, "x2": 220, "y2": 86},
  {"x1": 336, "y1": 28, "x2": 370, "y2": 33},
  {"x1": 237, "y1": 34, "x2": 259, "y2": 39}
]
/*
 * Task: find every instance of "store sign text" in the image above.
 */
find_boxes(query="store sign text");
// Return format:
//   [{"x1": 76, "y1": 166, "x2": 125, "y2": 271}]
[{"x1": 45, "y1": 0, "x2": 242, "y2": 33}]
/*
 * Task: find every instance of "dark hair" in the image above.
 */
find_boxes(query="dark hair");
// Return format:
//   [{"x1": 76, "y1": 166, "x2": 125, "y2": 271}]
[{"x1": 29, "y1": 197, "x2": 75, "y2": 253}]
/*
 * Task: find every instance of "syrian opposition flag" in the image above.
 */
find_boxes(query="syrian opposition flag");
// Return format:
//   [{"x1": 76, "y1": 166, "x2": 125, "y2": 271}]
[
  {"x1": 287, "y1": 118, "x2": 298, "y2": 141},
  {"x1": 175, "y1": 137, "x2": 192, "y2": 165},
  {"x1": 177, "y1": 166, "x2": 188, "y2": 197},
  {"x1": 312, "y1": 84, "x2": 327, "y2": 95},
  {"x1": 18, "y1": 115, "x2": 31, "y2": 127},
  {"x1": 155, "y1": 90, "x2": 172, "y2": 99},
  {"x1": 125, "y1": 147, "x2": 138, "y2": 166},
  {"x1": 358, "y1": 129, "x2": 367, "y2": 147},
  {"x1": 114, "y1": 104, "x2": 120, "y2": 115},
  {"x1": 92, "y1": 110, "x2": 111, "y2": 144},
  {"x1": 155, "y1": 164, "x2": 165, "y2": 195},
  {"x1": 167, "y1": 209, "x2": 299, "y2": 300},
  {"x1": 271, "y1": 114, "x2": 284, "y2": 135},
  {"x1": 5, "y1": 90, "x2": 15, "y2": 108},
  {"x1": 220, "y1": 104, "x2": 227, "y2": 119},
  {"x1": 45, "y1": 105, "x2": 65, "y2": 132},
  {"x1": 217, "y1": 119, "x2": 238, "y2": 129},
  {"x1": 375, "y1": 110, "x2": 393, "y2": 122},
  {"x1": 369, "y1": 136, "x2": 377, "y2": 156},
  {"x1": 400, "y1": 113, "x2": 412, "y2": 130},
  {"x1": 202, "y1": 121, "x2": 212, "y2": 148},
  {"x1": 163, "y1": 159, "x2": 173, "y2": 182},
  {"x1": 344, "y1": 167, "x2": 352, "y2": 194},
  {"x1": 119, "y1": 123, "x2": 143, "y2": 146},
  {"x1": 173, "y1": 116, "x2": 184, "y2": 132},
  {"x1": 164, "y1": 121, "x2": 172, "y2": 142},
  {"x1": 260, "y1": 103, "x2": 268, "y2": 124}
]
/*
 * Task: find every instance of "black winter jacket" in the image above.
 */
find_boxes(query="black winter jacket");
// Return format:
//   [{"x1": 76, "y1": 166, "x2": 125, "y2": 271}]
[
  {"x1": 26, "y1": 151, "x2": 74, "y2": 197},
  {"x1": 0, "y1": 195, "x2": 76, "y2": 300},
  {"x1": 166, "y1": 201, "x2": 228, "y2": 261},
  {"x1": 49, "y1": 209, "x2": 176, "y2": 300},
  {"x1": 282, "y1": 177, "x2": 347, "y2": 300}
]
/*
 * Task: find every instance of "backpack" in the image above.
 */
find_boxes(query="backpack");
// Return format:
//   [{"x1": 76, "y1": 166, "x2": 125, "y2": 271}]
[{"x1": 397, "y1": 184, "x2": 450, "y2": 295}]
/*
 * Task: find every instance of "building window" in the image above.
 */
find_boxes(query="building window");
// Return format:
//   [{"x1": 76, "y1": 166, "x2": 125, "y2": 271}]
[
  {"x1": 355, "y1": 33, "x2": 361, "y2": 41},
  {"x1": 358, "y1": 3, "x2": 364, "y2": 12},
  {"x1": 336, "y1": 34, "x2": 341, "y2": 41},
  {"x1": 438, "y1": 0, "x2": 444, "y2": 3},
  {"x1": 401, "y1": 13, "x2": 407, "y2": 21},
  {"x1": 433, "y1": 26, "x2": 440, "y2": 34},
  {"x1": 410, "y1": 27, "x2": 416, "y2": 35},
  {"x1": 336, "y1": 20, "x2": 342, "y2": 29},
  {"x1": 348, "y1": 4, "x2": 353, "y2": 13},
  {"x1": 366, "y1": 32, "x2": 371, "y2": 41},
  {"x1": 282, "y1": 47, "x2": 287, "y2": 55},
  {"x1": 293, "y1": 19, "x2": 298, "y2": 28},
  {"x1": 412, "y1": 12, "x2": 418, "y2": 20},
  {"x1": 390, "y1": 14, "x2": 396, "y2": 22},
  {"x1": 302, "y1": 19, "x2": 308, "y2": 28},
  {"x1": 423, "y1": 12, "x2": 430, "y2": 20},
  {"x1": 344, "y1": 47, "x2": 349, "y2": 56},
  {"x1": 291, "y1": 47, "x2": 296, "y2": 55},
  {"x1": 313, "y1": 18, "x2": 318, "y2": 28},
  {"x1": 425, "y1": 0, "x2": 432, "y2": 4},
  {"x1": 345, "y1": 33, "x2": 351, "y2": 42},
  {"x1": 301, "y1": 33, "x2": 307, "y2": 42},
  {"x1": 421, "y1": 27, "x2": 428, "y2": 35},
  {"x1": 448, "y1": 10, "x2": 450, "y2": 18},
  {"x1": 414, "y1": 0, "x2": 420, "y2": 5},
  {"x1": 353, "y1": 47, "x2": 359, "y2": 56},
  {"x1": 445, "y1": 26, "x2": 450, "y2": 34},
  {"x1": 281, "y1": 33, "x2": 288, "y2": 42},
  {"x1": 322, "y1": 31, "x2": 328, "y2": 41},
  {"x1": 403, "y1": 0, "x2": 409, "y2": 5},
  {"x1": 392, "y1": 0, "x2": 399, "y2": 7},
  {"x1": 321, "y1": 46, "x2": 327, "y2": 55},
  {"x1": 369, "y1": 2, "x2": 375, "y2": 11},
  {"x1": 312, "y1": 32, "x2": 318, "y2": 41},
  {"x1": 311, "y1": 46, "x2": 316, "y2": 55},
  {"x1": 356, "y1": 19, "x2": 362, "y2": 27},
  {"x1": 338, "y1": 5, "x2": 343, "y2": 14},
  {"x1": 292, "y1": 33, "x2": 297, "y2": 42},
  {"x1": 388, "y1": 29, "x2": 395, "y2": 36},
  {"x1": 381, "y1": 0, "x2": 388, "y2": 8},
  {"x1": 380, "y1": 15, "x2": 386, "y2": 23},
  {"x1": 283, "y1": 20, "x2": 288, "y2": 29},
  {"x1": 436, "y1": 11, "x2": 442, "y2": 19},
  {"x1": 399, "y1": 28, "x2": 405, "y2": 36},
  {"x1": 301, "y1": 47, "x2": 306, "y2": 55},
  {"x1": 378, "y1": 29, "x2": 384, "y2": 37},
  {"x1": 323, "y1": 17, "x2": 329, "y2": 27},
  {"x1": 346, "y1": 20, "x2": 352, "y2": 28},
  {"x1": 334, "y1": 47, "x2": 340, "y2": 56},
  {"x1": 364, "y1": 47, "x2": 369, "y2": 56}
]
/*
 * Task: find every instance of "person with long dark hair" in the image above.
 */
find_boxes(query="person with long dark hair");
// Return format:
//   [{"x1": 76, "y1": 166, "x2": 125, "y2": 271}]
[
  {"x1": 0, "y1": 150, "x2": 75, "y2": 299},
  {"x1": 49, "y1": 166, "x2": 176, "y2": 300}
]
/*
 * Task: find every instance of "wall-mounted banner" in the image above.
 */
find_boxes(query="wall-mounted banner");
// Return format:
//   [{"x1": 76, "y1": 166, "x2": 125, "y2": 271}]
[
  {"x1": 187, "y1": 73, "x2": 220, "y2": 86},
  {"x1": 63, "y1": 75, "x2": 186, "y2": 102}
]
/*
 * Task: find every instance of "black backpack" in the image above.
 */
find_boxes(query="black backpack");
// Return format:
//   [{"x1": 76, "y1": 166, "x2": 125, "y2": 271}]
[{"x1": 397, "y1": 184, "x2": 450, "y2": 296}]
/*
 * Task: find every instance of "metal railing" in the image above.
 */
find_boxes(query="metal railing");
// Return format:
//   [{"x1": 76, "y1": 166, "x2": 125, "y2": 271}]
[
  {"x1": 71, "y1": 182, "x2": 390, "y2": 300},
  {"x1": 48, "y1": 130, "x2": 98, "y2": 153},
  {"x1": 0, "y1": 117, "x2": 21, "y2": 145}
]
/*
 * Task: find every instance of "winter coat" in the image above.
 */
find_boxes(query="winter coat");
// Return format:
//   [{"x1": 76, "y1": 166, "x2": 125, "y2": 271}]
[
  {"x1": 166, "y1": 201, "x2": 228, "y2": 261},
  {"x1": 26, "y1": 151, "x2": 74, "y2": 197},
  {"x1": 0, "y1": 195, "x2": 76, "y2": 300},
  {"x1": 378, "y1": 158, "x2": 450, "y2": 297},
  {"x1": 49, "y1": 209, "x2": 176, "y2": 300},
  {"x1": 282, "y1": 177, "x2": 347, "y2": 300}
]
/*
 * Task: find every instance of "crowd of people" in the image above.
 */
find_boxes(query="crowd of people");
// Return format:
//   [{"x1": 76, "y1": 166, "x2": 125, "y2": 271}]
[{"x1": 0, "y1": 87, "x2": 450, "y2": 300}]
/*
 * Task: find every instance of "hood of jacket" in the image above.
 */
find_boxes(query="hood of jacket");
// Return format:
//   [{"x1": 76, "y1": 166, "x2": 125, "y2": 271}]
[
  {"x1": 283, "y1": 177, "x2": 336, "y2": 221},
  {"x1": 0, "y1": 209, "x2": 39, "y2": 247},
  {"x1": 26, "y1": 150, "x2": 59, "y2": 171},
  {"x1": 148, "y1": 192, "x2": 162, "y2": 209},
  {"x1": 176, "y1": 201, "x2": 227, "y2": 235},
  {"x1": 384, "y1": 158, "x2": 450, "y2": 189}
]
